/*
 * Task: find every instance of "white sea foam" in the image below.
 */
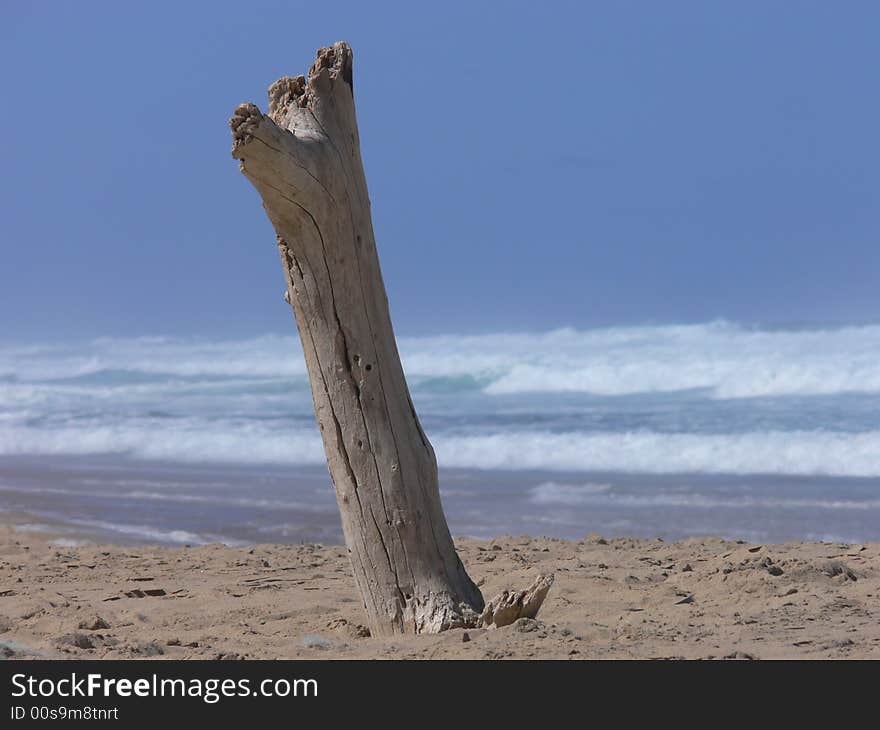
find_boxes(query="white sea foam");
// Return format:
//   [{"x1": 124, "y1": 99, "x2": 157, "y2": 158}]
[
  {"x1": 56, "y1": 517, "x2": 244, "y2": 546},
  {"x1": 2, "y1": 321, "x2": 880, "y2": 399},
  {"x1": 529, "y1": 482, "x2": 612, "y2": 504},
  {"x1": 436, "y1": 430, "x2": 880, "y2": 476},
  {"x1": 12, "y1": 523, "x2": 57, "y2": 534},
  {"x1": 0, "y1": 335, "x2": 307, "y2": 381},
  {"x1": 0, "y1": 483, "x2": 335, "y2": 512},
  {"x1": 13, "y1": 512, "x2": 228, "y2": 545},
  {"x1": 529, "y1": 482, "x2": 880, "y2": 509},
  {"x1": 474, "y1": 323, "x2": 880, "y2": 398},
  {"x1": 2, "y1": 420, "x2": 880, "y2": 476}
]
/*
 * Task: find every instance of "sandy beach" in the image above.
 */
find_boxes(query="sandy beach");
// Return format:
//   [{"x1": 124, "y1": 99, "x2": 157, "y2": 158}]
[{"x1": 1, "y1": 515, "x2": 877, "y2": 660}]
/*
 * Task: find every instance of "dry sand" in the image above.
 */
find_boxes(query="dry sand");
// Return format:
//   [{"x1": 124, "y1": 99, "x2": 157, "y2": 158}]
[{"x1": 1, "y1": 517, "x2": 877, "y2": 659}]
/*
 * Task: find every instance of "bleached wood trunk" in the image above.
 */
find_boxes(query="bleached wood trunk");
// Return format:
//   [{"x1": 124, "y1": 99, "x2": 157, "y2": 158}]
[{"x1": 229, "y1": 43, "x2": 484, "y2": 635}]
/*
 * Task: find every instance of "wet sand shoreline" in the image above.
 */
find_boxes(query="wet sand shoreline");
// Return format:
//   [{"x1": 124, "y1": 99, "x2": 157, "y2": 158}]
[{"x1": 2, "y1": 455, "x2": 879, "y2": 548}]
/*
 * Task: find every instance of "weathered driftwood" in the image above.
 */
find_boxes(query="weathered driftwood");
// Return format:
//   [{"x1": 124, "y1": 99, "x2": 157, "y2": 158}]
[
  {"x1": 479, "y1": 574, "x2": 555, "y2": 629},
  {"x1": 230, "y1": 42, "x2": 551, "y2": 635}
]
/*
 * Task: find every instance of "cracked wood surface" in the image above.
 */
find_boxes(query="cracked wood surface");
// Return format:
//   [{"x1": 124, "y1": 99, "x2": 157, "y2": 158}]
[{"x1": 229, "y1": 42, "x2": 485, "y2": 634}]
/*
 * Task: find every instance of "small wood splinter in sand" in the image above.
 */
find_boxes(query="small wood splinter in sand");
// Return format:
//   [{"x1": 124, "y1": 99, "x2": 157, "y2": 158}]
[
  {"x1": 480, "y1": 574, "x2": 555, "y2": 629},
  {"x1": 230, "y1": 41, "x2": 552, "y2": 636}
]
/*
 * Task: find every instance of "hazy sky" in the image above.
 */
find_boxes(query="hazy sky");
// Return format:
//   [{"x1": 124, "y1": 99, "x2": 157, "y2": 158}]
[{"x1": 2, "y1": 1, "x2": 878, "y2": 340}]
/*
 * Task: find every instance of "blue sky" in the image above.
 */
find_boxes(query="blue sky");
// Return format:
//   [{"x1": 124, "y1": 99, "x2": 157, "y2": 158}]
[{"x1": 2, "y1": 1, "x2": 878, "y2": 340}]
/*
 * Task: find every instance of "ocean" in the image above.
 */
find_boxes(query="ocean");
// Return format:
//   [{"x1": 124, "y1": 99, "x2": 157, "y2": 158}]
[{"x1": 1, "y1": 320, "x2": 879, "y2": 545}]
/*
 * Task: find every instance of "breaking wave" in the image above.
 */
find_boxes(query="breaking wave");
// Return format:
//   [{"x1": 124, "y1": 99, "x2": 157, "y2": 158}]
[
  {"x1": 2, "y1": 322, "x2": 879, "y2": 477},
  {"x1": 2, "y1": 421, "x2": 880, "y2": 477},
  {"x1": 2, "y1": 321, "x2": 880, "y2": 399}
]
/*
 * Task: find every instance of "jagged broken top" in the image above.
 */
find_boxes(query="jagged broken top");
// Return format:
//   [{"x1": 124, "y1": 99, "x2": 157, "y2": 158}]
[{"x1": 230, "y1": 41, "x2": 353, "y2": 150}]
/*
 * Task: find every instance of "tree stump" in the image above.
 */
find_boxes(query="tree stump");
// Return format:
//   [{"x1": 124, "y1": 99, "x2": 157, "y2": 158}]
[{"x1": 229, "y1": 42, "x2": 550, "y2": 635}]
